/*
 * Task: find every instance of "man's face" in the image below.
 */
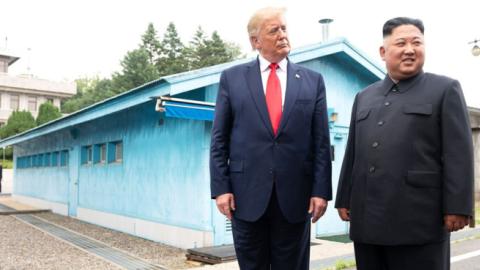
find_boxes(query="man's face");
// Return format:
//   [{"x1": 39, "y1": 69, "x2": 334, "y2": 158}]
[
  {"x1": 251, "y1": 16, "x2": 290, "y2": 63},
  {"x1": 380, "y1": 24, "x2": 425, "y2": 81}
]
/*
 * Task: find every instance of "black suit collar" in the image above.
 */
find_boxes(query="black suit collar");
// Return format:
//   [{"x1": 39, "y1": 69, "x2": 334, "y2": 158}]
[{"x1": 382, "y1": 70, "x2": 425, "y2": 96}]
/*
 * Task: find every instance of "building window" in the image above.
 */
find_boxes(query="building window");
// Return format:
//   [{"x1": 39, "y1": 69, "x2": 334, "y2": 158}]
[
  {"x1": 100, "y1": 144, "x2": 106, "y2": 163},
  {"x1": 81, "y1": 146, "x2": 93, "y2": 165},
  {"x1": 60, "y1": 150, "x2": 68, "y2": 166},
  {"x1": 93, "y1": 143, "x2": 106, "y2": 164},
  {"x1": 44, "y1": 153, "x2": 51, "y2": 166},
  {"x1": 28, "y1": 96, "x2": 37, "y2": 112},
  {"x1": 47, "y1": 98, "x2": 54, "y2": 104},
  {"x1": 37, "y1": 154, "x2": 44, "y2": 167},
  {"x1": 52, "y1": 152, "x2": 59, "y2": 166},
  {"x1": 10, "y1": 94, "x2": 19, "y2": 110},
  {"x1": 108, "y1": 141, "x2": 123, "y2": 163}
]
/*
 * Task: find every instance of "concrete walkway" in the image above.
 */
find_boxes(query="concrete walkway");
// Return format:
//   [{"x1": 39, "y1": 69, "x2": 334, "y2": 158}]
[{"x1": 192, "y1": 227, "x2": 480, "y2": 270}]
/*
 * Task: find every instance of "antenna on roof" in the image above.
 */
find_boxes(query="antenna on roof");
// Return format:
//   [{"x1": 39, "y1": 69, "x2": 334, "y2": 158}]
[{"x1": 4, "y1": 36, "x2": 7, "y2": 50}]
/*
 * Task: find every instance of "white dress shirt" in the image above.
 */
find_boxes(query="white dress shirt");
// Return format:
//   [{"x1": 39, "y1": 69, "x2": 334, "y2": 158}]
[{"x1": 258, "y1": 55, "x2": 287, "y2": 109}]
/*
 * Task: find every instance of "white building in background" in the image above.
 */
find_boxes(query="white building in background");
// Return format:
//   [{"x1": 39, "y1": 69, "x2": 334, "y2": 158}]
[{"x1": 0, "y1": 51, "x2": 76, "y2": 126}]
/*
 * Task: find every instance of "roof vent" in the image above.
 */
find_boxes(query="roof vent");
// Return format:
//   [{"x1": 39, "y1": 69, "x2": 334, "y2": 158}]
[{"x1": 318, "y1": 18, "x2": 334, "y2": 43}]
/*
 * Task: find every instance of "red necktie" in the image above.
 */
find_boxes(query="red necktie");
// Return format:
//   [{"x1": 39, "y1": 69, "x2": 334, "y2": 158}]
[{"x1": 266, "y1": 63, "x2": 282, "y2": 135}]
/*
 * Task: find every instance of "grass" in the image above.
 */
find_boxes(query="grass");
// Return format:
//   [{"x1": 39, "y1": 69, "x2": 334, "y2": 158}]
[
  {"x1": 1, "y1": 159, "x2": 13, "y2": 169},
  {"x1": 321, "y1": 259, "x2": 356, "y2": 270}
]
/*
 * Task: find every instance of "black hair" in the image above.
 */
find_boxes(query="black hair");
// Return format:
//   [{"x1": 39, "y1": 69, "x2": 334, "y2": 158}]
[{"x1": 383, "y1": 17, "x2": 424, "y2": 37}]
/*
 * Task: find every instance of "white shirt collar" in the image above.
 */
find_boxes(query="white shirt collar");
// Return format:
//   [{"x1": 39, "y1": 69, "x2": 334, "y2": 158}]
[{"x1": 258, "y1": 54, "x2": 288, "y2": 72}]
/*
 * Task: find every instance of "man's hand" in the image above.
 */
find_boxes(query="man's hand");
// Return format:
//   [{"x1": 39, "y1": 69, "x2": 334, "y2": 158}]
[
  {"x1": 337, "y1": 208, "x2": 350, "y2": 221},
  {"x1": 215, "y1": 193, "x2": 235, "y2": 220},
  {"x1": 309, "y1": 197, "x2": 327, "y2": 223},
  {"x1": 444, "y1": 214, "x2": 470, "y2": 232}
]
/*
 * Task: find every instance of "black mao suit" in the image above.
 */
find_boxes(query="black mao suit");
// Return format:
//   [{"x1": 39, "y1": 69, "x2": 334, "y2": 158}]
[{"x1": 335, "y1": 71, "x2": 474, "y2": 269}]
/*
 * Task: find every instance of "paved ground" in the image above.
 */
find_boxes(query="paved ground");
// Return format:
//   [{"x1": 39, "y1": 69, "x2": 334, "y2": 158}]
[
  {"x1": 0, "y1": 173, "x2": 478, "y2": 270},
  {"x1": 0, "y1": 214, "x2": 121, "y2": 270},
  {"x1": 0, "y1": 196, "x2": 196, "y2": 269}
]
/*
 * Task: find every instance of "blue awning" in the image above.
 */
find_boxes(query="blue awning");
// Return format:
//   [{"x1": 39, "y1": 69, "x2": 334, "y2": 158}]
[{"x1": 155, "y1": 97, "x2": 215, "y2": 121}]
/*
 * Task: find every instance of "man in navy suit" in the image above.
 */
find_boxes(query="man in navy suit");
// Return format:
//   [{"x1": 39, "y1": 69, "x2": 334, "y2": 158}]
[{"x1": 210, "y1": 7, "x2": 332, "y2": 270}]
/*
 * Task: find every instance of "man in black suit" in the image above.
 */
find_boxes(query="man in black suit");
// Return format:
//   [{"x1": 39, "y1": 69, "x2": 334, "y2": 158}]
[
  {"x1": 335, "y1": 17, "x2": 474, "y2": 270},
  {"x1": 210, "y1": 6, "x2": 332, "y2": 270}
]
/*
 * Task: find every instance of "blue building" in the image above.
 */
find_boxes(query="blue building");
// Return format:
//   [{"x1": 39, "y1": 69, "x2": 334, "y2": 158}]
[{"x1": 0, "y1": 38, "x2": 384, "y2": 249}]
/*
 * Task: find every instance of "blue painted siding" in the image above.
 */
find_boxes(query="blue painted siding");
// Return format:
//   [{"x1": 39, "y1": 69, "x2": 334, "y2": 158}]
[
  {"x1": 8, "y1": 41, "x2": 385, "y2": 245},
  {"x1": 14, "y1": 100, "x2": 213, "y2": 232}
]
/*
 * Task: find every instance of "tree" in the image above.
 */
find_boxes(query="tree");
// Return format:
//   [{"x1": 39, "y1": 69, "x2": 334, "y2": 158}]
[
  {"x1": 0, "y1": 111, "x2": 36, "y2": 139},
  {"x1": 157, "y1": 22, "x2": 188, "y2": 75},
  {"x1": 112, "y1": 48, "x2": 159, "y2": 92},
  {"x1": 62, "y1": 23, "x2": 244, "y2": 114},
  {"x1": 62, "y1": 76, "x2": 114, "y2": 113},
  {"x1": 188, "y1": 27, "x2": 242, "y2": 69},
  {"x1": 36, "y1": 102, "x2": 62, "y2": 126},
  {"x1": 141, "y1": 23, "x2": 161, "y2": 65}
]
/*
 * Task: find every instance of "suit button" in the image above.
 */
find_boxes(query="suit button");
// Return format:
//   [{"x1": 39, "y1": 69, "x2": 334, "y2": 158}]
[
  {"x1": 372, "y1": 142, "x2": 379, "y2": 148},
  {"x1": 369, "y1": 166, "x2": 376, "y2": 173},
  {"x1": 269, "y1": 168, "x2": 273, "y2": 174},
  {"x1": 378, "y1": 121, "x2": 384, "y2": 126},
  {"x1": 384, "y1": 101, "x2": 391, "y2": 106}
]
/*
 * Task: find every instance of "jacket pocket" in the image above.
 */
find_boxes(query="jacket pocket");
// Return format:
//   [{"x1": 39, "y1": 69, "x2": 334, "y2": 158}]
[
  {"x1": 356, "y1": 108, "x2": 371, "y2": 122},
  {"x1": 403, "y1": 104, "x2": 433, "y2": 115},
  {"x1": 406, "y1": 170, "x2": 441, "y2": 188},
  {"x1": 229, "y1": 160, "x2": 243, "y2": 173}
]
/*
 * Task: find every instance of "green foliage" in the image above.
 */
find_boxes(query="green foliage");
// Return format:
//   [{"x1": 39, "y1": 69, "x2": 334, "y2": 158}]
[
  {"x1": 62, "y1": 22, "x2": 243, "y2": 113},
  {"x1": 36, "y1": 102, "x2": 62, "y2": 126},
  {"x1": 157, "y1": 22, "x2": 188, "y2": 75},
  {"x1": 141, "y1": 23, "x2": 161, "y2": 65},
  {"x1": 62, "y1": 76, "x2": 114, "y2": 113},
  {"x1": 112, "y1": 48, "x2": 160, "y2": 92},
  {"x1": 0, "y1": 111, "x2": 36, "y2": 139},
  {"x1": 0, "y1": 158, "x2": 13, "y2": 169},
  {"x1": 187, "y1": 27, "x2": 242, "y2": 70}
]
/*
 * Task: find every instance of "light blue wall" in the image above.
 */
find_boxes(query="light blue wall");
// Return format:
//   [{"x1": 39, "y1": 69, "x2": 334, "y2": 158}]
[
  {"x1": 14, "y1": 100, "x2": 213, "y2": 232},
  {"x1": 12, "y1": 51, "x2": 382, "y2": 243},
  {"x1": 14, "y1": 130, "x2": 73, "y2": 203}
]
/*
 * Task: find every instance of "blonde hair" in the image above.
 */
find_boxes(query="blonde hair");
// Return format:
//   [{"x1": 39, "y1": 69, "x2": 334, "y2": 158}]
[{"x1": 247, "y1": 7, "x2": 286, "y2": 49}]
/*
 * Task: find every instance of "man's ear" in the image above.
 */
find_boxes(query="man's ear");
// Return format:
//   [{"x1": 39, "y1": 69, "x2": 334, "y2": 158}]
[
  {"x1": 250, "y1": 36, "x2": 260, "y2": 50},
  {"x1": 379, "y1": 45, "x2": 386, "y2": 61}
]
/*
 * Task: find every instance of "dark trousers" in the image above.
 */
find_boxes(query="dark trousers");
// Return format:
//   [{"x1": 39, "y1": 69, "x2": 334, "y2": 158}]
[
  {"x1": 354, "y1": 240, "x2": 450, "y2": 270},
  {"x1": 231, "y1": 190, "x2": 310, "y2": 270}
]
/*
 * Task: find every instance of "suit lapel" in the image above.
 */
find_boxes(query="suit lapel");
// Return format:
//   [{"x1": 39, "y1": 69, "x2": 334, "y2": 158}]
[
  {"x1": 246, "y1": 59, "x2": 275, "y2": 136},
  {"x1": 277, "y1": 62, "x2": 301, "y2": 136}
]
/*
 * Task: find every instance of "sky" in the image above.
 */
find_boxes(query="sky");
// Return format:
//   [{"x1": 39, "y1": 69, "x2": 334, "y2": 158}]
[{"x1": 1, "y1": 0, "x2": 479, "y2": 107}]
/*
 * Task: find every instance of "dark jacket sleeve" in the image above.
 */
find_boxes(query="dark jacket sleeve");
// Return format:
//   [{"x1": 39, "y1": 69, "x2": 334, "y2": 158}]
[
  {"x1": 311, "y1": 74, "x2": 332, "y2": 200},
  {"x1": 335, "y1": 93, "x2": 359, "y2": 208},
  {"x1": 210, "y1": 71, "x2": 233, "y2": 199},
  {"x1": 441, "y1": 80, "x2": 474, "y2": 216}
]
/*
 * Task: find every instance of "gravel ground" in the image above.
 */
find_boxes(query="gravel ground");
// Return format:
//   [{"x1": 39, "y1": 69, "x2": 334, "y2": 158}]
[
  {"x1": 0, "y1": 215, "x2": 120, "y2": 270},
  {"x1": 33, "y1": 212, "x2": 194, "y2": 269}
]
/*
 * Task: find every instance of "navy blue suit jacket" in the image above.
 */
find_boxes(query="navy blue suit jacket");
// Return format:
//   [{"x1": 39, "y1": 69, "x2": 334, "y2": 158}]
[{"x1": 210, "y1": 58, "x2": 332, "y2": 223}]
